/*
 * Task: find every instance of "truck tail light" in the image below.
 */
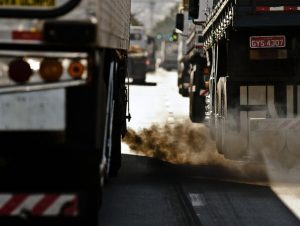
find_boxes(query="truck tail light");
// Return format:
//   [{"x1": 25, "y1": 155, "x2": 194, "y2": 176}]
[
  {"x1": 68, "y1": 61, "x2": 85, "y2": 79},
  {"x1": 39, "y1": 58, "x2": 63, "y2": 82},
  {"x1": 0, "y1": 51, "x2": 89, "y2": 89},
  {"x1": 203, "y1": 67, "x2": 210, "y2": 76},
  {"x1": 8, "y1": 58, "x2": 33, "y2": 83}
]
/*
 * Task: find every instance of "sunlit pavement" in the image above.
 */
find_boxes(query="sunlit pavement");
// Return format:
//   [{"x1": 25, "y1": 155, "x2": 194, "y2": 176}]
[{"x1": 122, "y1": 67, "x2": 189, "y2": 155}]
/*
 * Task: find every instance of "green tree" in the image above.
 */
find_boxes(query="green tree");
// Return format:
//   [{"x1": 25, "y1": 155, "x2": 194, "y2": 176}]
[{"x1": 151, "y1": 4, "x2": 179, "y2": 37}]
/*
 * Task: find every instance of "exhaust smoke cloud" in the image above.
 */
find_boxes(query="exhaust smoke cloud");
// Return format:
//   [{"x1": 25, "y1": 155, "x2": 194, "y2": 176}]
[
  {"x1": 123, "y1": 120, "x2": 272, "y2": 183},
  {"x1": 124, "y1": 120, "x2": 219, "y2": 165}
]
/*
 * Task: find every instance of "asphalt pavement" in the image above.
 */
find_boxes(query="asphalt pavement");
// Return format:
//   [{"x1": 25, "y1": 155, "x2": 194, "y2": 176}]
[
  {"x1": 98, "y1": 154, "x2": 190, "y2": 226},
  {"x1": 98, "y1": 154, "x2": 300, "y2": 226}
]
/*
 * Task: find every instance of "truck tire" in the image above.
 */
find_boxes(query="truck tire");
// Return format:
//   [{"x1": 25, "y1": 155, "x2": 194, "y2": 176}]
[
  {"x1": 216, "y1": 77, "x2": 227, "y2": 155},
  {"x1": 108, "y1": 85, "x2": 122, "y2": 177},
  {"x1": 103, "y1": 54, "x2": 123, "y2": 178},
  {"x1": 108, "y1": 54, "x2": 129, "y2": 177},
  {"x1": 109, "y1": 116, "x2": 121, "y2": 177},
  {"x1": 216, "y1": 77, "x2": 246, "y2": 159},
  {"x1": 189, "y1": 63, "x2": 206, "y2": 122},
  {"x1": 190, "y1": 95, "x2": 206, "y2": 122}
]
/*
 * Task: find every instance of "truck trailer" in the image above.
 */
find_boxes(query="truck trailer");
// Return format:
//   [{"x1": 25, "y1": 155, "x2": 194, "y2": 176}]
[
  {"x1": 176, "y1": 0, "x2": 211, "y2": 122},
  {"x1": 185, "y1": 0, "x2": 300, "y2": 161},
  {"x1": 0, "y1": 0, "x2": 131, "y2": 225}
]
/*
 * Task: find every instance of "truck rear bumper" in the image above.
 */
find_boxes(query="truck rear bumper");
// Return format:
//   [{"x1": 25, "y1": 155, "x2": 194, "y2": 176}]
[{"x1": 0, "y1": 193, "x2": 78, "y2": 217}]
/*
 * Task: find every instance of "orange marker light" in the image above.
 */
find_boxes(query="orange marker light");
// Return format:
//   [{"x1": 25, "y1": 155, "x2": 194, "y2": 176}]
[
  {"x1": 68, "y1": 61, "x2": 85, "y2": 79},
  {"x1": 39, "y1": 58, "x2": 63, "y2": 82},
  {"x1": 8, "y1": 59, "x2": 33, "y2": 83},
  {"x1": 205, "y1": 81, "x2": 210, "y2": 89}
]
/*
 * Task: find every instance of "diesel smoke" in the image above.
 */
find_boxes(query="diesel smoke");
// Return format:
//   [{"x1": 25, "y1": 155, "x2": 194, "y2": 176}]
[
  {"x1": 124, "y1": 120, "x2": 221, "y2": 165},
  {"x1": 123, "y1": 120, "x2": 300, "y2": 184}
]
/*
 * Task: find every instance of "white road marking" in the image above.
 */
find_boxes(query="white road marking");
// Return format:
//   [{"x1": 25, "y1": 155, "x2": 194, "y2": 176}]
[{"x1": 189, "y1": 193, "x2": 206, "y2": 207}]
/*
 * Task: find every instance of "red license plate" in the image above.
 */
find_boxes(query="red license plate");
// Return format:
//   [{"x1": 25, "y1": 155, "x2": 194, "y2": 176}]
[{"x1": 250, "y1": 35, "x2": 286, "y2": 48}]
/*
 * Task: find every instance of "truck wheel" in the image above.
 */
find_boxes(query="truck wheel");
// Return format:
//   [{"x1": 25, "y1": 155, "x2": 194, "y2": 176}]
[
  {"x1": 190, "y1": 95, "x2": 206, "y2": 122},
  {"x1": 189, "y1": 63, "x2": 205, "y2": 122},
  {"x1": 108, "y1": 97, "x2": 122, "y2": 177},
  {"x1": 216, "y1": 77, "x2": 246, "y2": 159},
  {"x1": 216, "y1": 77, "x2": 226, "y2": 154},
  {"x1": 109, "y1": 130, "x2": 121, "y2": 177},
  {"x1": 104, "y1": 59, "x2": 122, "y2": 178}
]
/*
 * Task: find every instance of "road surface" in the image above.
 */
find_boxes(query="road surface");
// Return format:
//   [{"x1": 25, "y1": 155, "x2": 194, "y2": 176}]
[{"x1": 99, "y1": 68, "x2": 300, "y2": 225}]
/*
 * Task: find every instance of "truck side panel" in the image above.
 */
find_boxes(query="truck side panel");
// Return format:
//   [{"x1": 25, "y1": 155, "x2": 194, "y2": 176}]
[
  {"x1": 97, "y1": 0, "x2": 131, "y2": 50},
  {"x1": 0, "y1": 0, "x2": 130, "y2": 224}
]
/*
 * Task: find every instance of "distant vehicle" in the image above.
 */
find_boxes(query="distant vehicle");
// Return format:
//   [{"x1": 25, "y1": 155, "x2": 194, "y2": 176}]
[
  {"x1": 128, "y1": 26, "x2": 148, "y2": 83},
  {"x1": 146, "y1": 36, "x2": 156, "y2": 72},
  {"x1": 175, "y1": 5, "x2": 207, "y2": 120},
  {"x1": 160, "y1": 40, "x2": 178, "y2": 71}
]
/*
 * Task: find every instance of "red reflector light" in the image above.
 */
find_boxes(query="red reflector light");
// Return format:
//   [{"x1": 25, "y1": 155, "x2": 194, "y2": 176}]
[
  {"x1": 68, "y1": 61, "x2": 85, "y2": 79},
  {"x1": 39, "y1": 59, "x2": 63, "y2": 82},
  {"x1": 284, "y1": 6, "x2": 298, "y2": 11},
  {"x1": 12, "y1": 31, "x2": 42, "y2": 41},
  {"x1": 203, "y1": 67, "x2": 210, "y2": 76},
  {"x1": 8, "y1": 59, "x2": 32, "y2": 83},
  {"x1": 256, "y1": 6, "x2": 269, "y2": 12},
  {"x1": 256, "y1": 6, "x2": 300, "y2": 12}
]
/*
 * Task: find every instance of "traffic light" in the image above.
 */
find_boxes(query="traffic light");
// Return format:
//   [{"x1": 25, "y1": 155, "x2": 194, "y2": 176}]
[
  {"x1": 176, "y1": 13, "x2": 184, "y2": 32},
  {"x1": 170, "y1": 31, "x2": 178, "y2": 42}
]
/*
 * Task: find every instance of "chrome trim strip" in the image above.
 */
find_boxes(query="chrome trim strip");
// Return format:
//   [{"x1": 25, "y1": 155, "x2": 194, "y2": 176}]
[
  {"x1": 0, "y1": 50, "x2": 88, "y2": 58},
  {"x1": 0, "y1": 80, "x2": 87, "y2": 94}
]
